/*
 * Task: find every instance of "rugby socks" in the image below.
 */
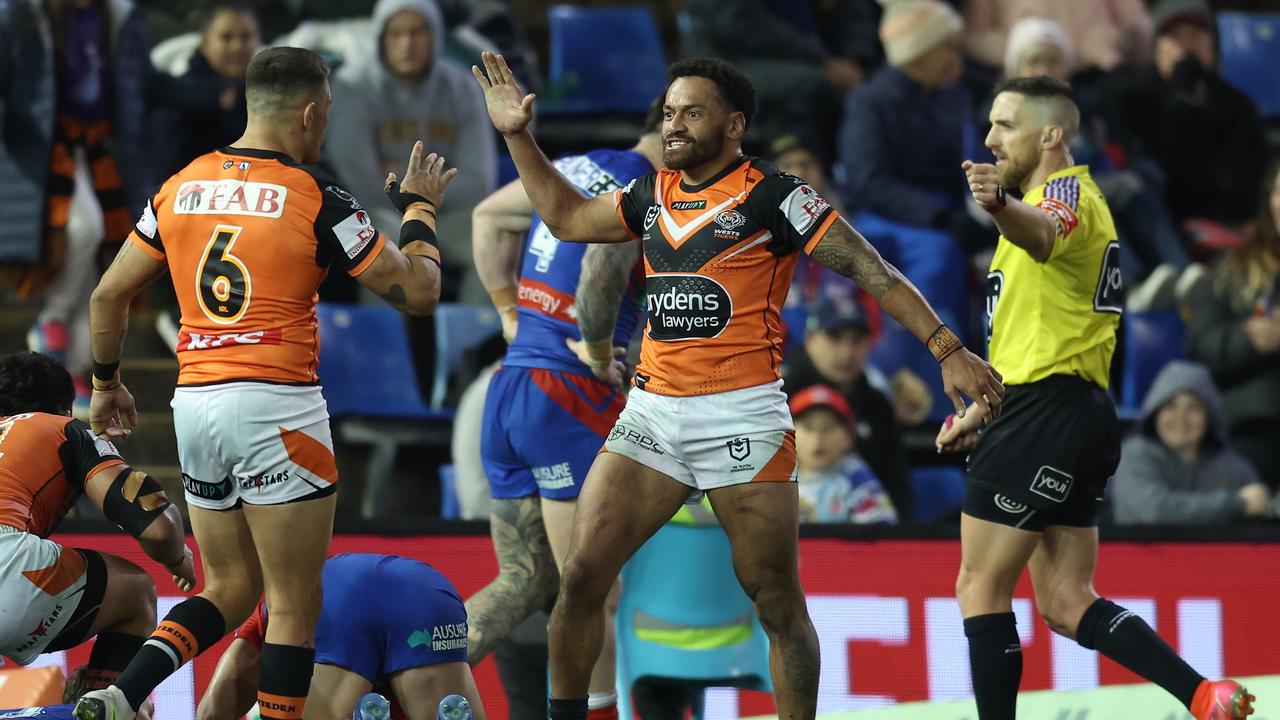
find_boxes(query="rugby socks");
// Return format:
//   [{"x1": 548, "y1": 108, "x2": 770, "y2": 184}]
[
  {"x1": 1076, "y1": 599, "x2": 1203, "y2": 708},
  {"x1": 83, "y1": 631, "x2": 145, "y2": 690},
  {"x1": 116, "y1": 596, "x2": 226, "y2": 710},
  {"x1": 586, "y1": 690, "x2": 618, "y2": 720},
  {"x1": 964, "y1": 613, "x2": 1022, "y2": 720},
  {"x1": 257, "y1": 643, "x2": 316, "y2": 720},
  {"x1": 549, "y1": 697, "x2": 588, "y2": 720}
]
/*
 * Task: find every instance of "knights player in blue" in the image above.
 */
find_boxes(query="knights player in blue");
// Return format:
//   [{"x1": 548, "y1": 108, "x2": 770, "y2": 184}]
[{"x1": 464, "y1": 101, "x2": 663, "y2": 720}]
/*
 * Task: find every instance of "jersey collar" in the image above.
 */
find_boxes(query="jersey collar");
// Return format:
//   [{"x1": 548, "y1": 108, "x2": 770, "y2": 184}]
[{"x1": 220, "y1": 146, "x2": 299, "y2": 165}]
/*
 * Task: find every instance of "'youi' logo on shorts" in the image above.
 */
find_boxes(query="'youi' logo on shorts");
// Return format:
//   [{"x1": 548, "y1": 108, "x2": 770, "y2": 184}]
[{"x1": 1029, "y1": 466, "x2": 1073, "y2": 504}]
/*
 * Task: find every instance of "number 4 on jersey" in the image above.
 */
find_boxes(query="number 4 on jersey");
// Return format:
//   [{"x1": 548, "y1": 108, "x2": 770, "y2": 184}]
[{"x1": 197, "y1": 225, "x2": 251, "y2": 325}]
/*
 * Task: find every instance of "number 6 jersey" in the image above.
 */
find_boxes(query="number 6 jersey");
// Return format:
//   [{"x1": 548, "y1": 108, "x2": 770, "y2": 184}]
[{"x1": 128, "y1": 147, "x2": 388, "y2": 385}]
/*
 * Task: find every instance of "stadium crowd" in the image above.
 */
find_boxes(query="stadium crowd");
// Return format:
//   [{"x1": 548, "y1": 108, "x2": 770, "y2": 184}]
[{"x1": 2, "y1": 0, "x2": 1279, "y2": 530}]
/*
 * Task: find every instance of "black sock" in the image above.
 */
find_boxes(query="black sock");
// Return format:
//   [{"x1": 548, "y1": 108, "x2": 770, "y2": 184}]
[
  {"x1": 1076, "y1": 599, "x2": 1204, "y2": 707},
  {"x1": 964, "y1": 612, "x2": 1022, "y2": 720},
  {"x1": 257, "y1": 643, "x2": 316, "y2": 720},
  {"x1": 83, "y1": 631, "x2": 145, "y2": 690},
  {"x1": 549, "y1": 697, "x2": 588, "y2": 720},
  {"x1": 115, "y1": 596, "x2": 226, "y2": 710}
]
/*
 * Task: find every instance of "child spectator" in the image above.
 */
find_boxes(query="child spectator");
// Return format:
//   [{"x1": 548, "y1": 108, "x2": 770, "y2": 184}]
[
  {"x1": 791, "y1": 385, "x2": 898, "y2": 524},
  {"x1": 1112, "y1": 361, "x2": 1272, "y2": 525}
]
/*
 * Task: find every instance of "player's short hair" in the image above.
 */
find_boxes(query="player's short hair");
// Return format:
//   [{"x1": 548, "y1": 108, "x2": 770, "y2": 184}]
[
  {"x1": 200, "y1": 2, "x2": 257, "y2": 34},
  {"x1": 0, "y1": 352, "x2": 74, "y2": 416},
  {"x1": 666, "y1": 57, "x2": 757, "y2": 129},
  {"x1": 993, "y1": 75, "x2": 1080, "y2": 144},
  {"x1": 245, "y1": 47, "x2": 330, "y2": 117}
]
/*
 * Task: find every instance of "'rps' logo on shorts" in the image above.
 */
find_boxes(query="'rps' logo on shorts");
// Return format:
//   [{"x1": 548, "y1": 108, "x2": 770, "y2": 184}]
[{"x1": 645, "y1": 275, "x2": 732, "y2": 341}]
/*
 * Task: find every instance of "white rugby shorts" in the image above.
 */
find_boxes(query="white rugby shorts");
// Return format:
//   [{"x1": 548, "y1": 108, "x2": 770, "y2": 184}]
[
  {"x1": 602, "y1": 379, "x2": 797, "y2": 497},
  {"x1": 0, "y1": 528, "x2": 95, "y2": 665},
  {"x1": 172, "y1": 383, "x2": 338, "y2": 510}
]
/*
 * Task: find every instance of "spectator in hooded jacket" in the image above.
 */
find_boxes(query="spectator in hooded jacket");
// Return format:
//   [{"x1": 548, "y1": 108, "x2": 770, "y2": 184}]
[
  {"x1": 1112, "y1": 361, "x2": 1271, "y2": 525},
  {"x1": 327, "y1": 0, "x2": 495, "y2": 302}
]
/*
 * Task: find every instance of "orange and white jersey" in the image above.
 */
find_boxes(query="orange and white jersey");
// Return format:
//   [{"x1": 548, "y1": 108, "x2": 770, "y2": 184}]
[
  {"x1": 614, "y1": 157, "x2": 840, "y2": 396},
  {"x1": 0, "y1": 413, "x2": 123, "y2": 537},
  {"x1": 129, "y1": 147, "x2": 389, "y2": 385}
]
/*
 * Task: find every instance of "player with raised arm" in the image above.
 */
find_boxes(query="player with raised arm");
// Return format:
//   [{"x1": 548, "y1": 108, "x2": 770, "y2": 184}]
[
  {"x1": 0, "y1": 352, "x2": 193, "y2": 693},
  {"x1": 465, "y1": 100, "x2": 663, "y2": 720},
  {"x1": 75, "y1": 48, "x2": 455, "y2": 720},
  {"x1": 473, "y1": 52, "x2": 1004, "y2": 720},
  {"x1": 936, "y1": 76, "x2": 1254, "y2": 720}
]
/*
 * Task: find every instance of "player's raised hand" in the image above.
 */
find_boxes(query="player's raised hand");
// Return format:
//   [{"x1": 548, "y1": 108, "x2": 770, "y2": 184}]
[
  {"x1": 963, "y1": 160, "x2": 1002, "y2": 210},
  {"x1": 89, "y1": 381, "x2": 137, "y2": 439},
  {"x1": 385, "y1": 141, "x2": 458, "y2": 212},
  {"x1": 940, "y1": 348, "x2": 1004, "y2": 422},
  {"x1": 471, "y1": 50, "x2": 535, "y2": 135}
]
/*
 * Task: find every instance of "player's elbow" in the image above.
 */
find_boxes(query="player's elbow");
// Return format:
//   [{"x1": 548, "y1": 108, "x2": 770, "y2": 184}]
[{"x1": 90, "y1": 281, "x2": 129, "y2": 317}]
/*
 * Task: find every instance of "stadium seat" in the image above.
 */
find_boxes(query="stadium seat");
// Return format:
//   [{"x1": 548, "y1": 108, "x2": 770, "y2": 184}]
[
  {"x1": 1119, "y1": 310, "x2": 1186, "y2": 413},
  {"x1": 316, "y1": 303, "x2": 450, "y2": 518},
  {"x1": 854, "y1": 211, "x2": 970, "y2": 423},
  {"x1": 909, "y1": 466, "x2": 966, "y2": 523},
  {"x1": 542, "y1": 6, "x2": 667, "y2": 114},
  {"x1": 615, "y1": 523, "x2": 771, "y2": 720},
  {"x1": 1218, "y1": 13, "x2": 1280, "y2": 117},
  {"x1": 781, "y1": 304, "x2": 809, "y2": 357},
  {"x1": 429, "y1": 304, "x2": 502, "y2": 409}
]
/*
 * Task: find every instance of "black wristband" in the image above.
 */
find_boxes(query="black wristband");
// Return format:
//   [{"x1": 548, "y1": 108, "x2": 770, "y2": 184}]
[
  {"x1": 399, "y1": 218, "x2": 438, "y2": 249},
  {"x1": 385, "y1": 180, "x2": 434, "y2": 214},
  {"x1": 92, "y1": 360, "x2": 120, "y2": 383}
]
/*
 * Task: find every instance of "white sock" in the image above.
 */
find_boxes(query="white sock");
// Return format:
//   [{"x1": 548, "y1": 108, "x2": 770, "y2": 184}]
[{"x1": 587, "y1": 690, "x2": 618, "y2": 710}]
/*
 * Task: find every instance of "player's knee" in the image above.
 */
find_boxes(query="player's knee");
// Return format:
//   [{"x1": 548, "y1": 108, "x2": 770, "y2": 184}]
[
  {"x1": 558, "y1": 557, "x2": 609, "y2": 608},
  {"x1": 955, "y1": 563, "x2": 1018, "y2": 611},
  {"x1": 738, "y1": 570, "x2": 803, "y2": 634},
  {"x1": 202, "y1": 576, "x2": 265, "y2": 626},
  {"x1": 1034, "y1": 586, "x2": 1092, "y2": 639}
]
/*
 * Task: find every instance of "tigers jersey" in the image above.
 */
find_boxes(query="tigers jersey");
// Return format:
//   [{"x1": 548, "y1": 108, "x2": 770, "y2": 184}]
[
  {"x1": 128, "y1": 147, "x2": 389, "y2": 385},
  {"x1": 986, "y1": 165, "x2": 1123, "y2": 388},
  {"x1": 0, "y1": 413, "x2": 123, "y2": 537},
  {"x1": 615, "y1": 157, "x2": 840, "y2": 396},
  {"x1": 504, "y1": 149, "x2": 650, "y2": 375}
]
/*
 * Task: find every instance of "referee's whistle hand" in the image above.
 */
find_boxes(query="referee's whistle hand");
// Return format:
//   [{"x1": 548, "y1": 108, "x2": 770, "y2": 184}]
[
  {"x1": 940, "y1": 348, "x2": 1004, "y2": 422},
  {"x1": 963, "y1": 160, "x2": 1001, "y2": 208}
]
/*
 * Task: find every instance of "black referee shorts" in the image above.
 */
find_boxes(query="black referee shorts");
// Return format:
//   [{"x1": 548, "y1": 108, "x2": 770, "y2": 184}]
[{"x1": 963, "y1": 374, "x2": 1120, "y2": 532}]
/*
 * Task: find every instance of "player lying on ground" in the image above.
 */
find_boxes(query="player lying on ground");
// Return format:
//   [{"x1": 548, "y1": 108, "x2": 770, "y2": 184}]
[{"x1": 197, "y1": 553, "x2": 485, "y2": 720}]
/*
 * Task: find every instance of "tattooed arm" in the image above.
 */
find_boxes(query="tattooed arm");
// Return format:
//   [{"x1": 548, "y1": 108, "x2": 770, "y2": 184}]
[
  {"x1": 810, "y1": 218, "x2": 1005, "y2": 419},
  {"x1": 464, "y1": 497, "x2": 560, "y2": 663},
  {"x1": 568, "y1": 240, "x2": 641, "y2": 387}
]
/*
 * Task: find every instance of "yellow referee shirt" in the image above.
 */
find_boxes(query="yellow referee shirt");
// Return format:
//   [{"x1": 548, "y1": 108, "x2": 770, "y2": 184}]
[{"x1": 986, "y1": 165, "x2": 1122, "y2": 388}]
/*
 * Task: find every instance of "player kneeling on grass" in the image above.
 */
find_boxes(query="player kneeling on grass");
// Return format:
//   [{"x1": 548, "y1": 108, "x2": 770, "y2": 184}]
[
  {"x1": 197, "y1": 553, "x2": 485, "y2": 720},
  {"x1": 0, "y1": 352, "x2": 194, "y2": 691}
]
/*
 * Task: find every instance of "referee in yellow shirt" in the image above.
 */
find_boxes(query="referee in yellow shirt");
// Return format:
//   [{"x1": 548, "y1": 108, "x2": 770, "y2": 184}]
[{"x1": 936, "y1": 76, "x2": 1254, "y2": 720}]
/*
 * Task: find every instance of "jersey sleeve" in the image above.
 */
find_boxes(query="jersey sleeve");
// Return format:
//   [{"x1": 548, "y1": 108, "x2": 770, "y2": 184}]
[
  {"x1": 755, "y1": 172, "x2": 841, "y2": 255},
  {"x1": 233, "y1": 601, "x2": 268, "y2": 649},
  {"x1": 613, "y1": 172, "x2": 658, "y2": 239},
  {"x1": 1038, "y1": 175, "x2": 1083, "y2": 257},
  {"x1": 128, "y1": 193, "x2": 166, "y2": 261},
  {"x1": 313, "y1": 179, "x2": 388, "y2": 277},
  {"x1": 59, "y1": 419, "x2": 125, "y2": 489}
]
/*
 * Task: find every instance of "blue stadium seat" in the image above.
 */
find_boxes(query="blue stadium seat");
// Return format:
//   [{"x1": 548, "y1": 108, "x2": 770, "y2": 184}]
[
  {"x1": 430, "y1": 304, "x2": 502, "y2": 409},
  {"x1": 616, "y1": 523, "x2": 771, "y2": 720},
  {"x1": 542, "y1": 6, "x2": 667, "y2": 114},
  {"x1": 909, "y1": 466, "x2": 966, "y2": 523},
  {"x1": 317, "y1": 303, "x2": 450, "y2": 518},
  {"x1": 1218, "y1": 13, "x2": 1280, "y2": 117},
  {"x1": 1120, "y1": 310, "x2": 1186, "y2": 412},
  {"x1": 781, "y1": 304, "x2": 809, "y2": 357}
]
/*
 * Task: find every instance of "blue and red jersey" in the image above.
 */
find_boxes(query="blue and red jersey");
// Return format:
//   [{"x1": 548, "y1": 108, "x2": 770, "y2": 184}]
[{"x1": 502, "y1": 149, "x2": 652, "y2": 375}]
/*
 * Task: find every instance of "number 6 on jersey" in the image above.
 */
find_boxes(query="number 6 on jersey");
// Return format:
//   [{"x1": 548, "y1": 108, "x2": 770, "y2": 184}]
[{"x1": 197, "y1": 225, "x2": 251, "y2": 324}]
